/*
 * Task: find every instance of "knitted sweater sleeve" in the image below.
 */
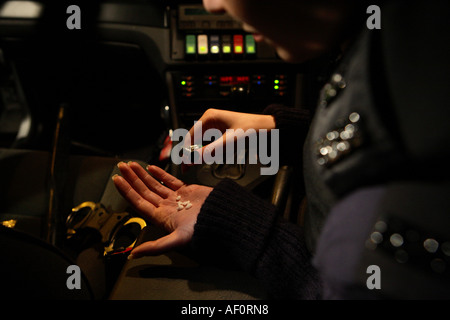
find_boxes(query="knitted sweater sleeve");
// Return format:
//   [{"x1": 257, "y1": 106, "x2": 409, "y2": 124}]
[
  {"x1": 263, "y1": 104, "x2": 312, "y2": 165},
  {"x1": 190, "y1": 179, "x2": 322, "y2": 299}
]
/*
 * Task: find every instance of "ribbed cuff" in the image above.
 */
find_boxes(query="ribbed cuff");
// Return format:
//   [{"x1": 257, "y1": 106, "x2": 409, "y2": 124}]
[
  {"x1": 263, "y1": 104, "x2": 311, "y2": 165},
  {"x1": 191, "y1": 179, "x2": 278, "y2": 272},
  {"x1": 263, "y1": 104, "x2": 311, "y2": 130}
]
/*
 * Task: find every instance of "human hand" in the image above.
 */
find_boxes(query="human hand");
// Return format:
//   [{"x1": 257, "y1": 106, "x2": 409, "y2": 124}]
[
  {"x1": 185, "y1": 108, "x2": 276, "y2": 161},
  {"x1": 112, "y1": 161, "x2": 213, "y2": 258}
]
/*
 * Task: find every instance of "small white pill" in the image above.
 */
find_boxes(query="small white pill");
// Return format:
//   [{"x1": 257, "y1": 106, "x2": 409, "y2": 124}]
[
  {"x1": 176, "y1": 195, "x2": 181, "y2": 201},
  {"x1": 185, "y1": 202, "x2": 192, "y2": 209}
]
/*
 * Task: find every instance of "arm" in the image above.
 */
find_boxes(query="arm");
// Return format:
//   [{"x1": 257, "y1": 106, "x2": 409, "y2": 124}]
[
  {"x1": 191, "y1": 179, "x2": 322, "y2": 299},
  {"x1": 263, "y1": 104, "x2": 312, "y2": 165},
  {"x1": 184, "y1": 107, "x2": 311, "y2": 166},
  {"x1": 184, "y1": 108, "x2": 276, "y2": 161},
  {"x1": 113, "y1": 162, "x2": 321, "y2": 299}
]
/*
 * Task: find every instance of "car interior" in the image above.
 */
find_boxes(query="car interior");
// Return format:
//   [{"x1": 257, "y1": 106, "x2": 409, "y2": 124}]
[{"x1": 0, "y1": 0, "x2": 334, "y2": 299}]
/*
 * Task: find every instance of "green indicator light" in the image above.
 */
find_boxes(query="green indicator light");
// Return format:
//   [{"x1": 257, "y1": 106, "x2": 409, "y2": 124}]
[
  {"x1": 181, "y1": 81, "x2": 186, "y2": 86},
  {"x1": 185, "y1": 35, "x2": 196, "y2": 54},
  {"x1": 274, "y1": 85, "x2": 279, "y2": 90},
  {"x1": 245, "y1": 35, "x2": 256, "y2": 54},
  {"x1": 223, "y1": 45, "x2": 231, "y2": 53},
  {"x1": 274, "y1": 79, "x2": 280, "y2": 84}
]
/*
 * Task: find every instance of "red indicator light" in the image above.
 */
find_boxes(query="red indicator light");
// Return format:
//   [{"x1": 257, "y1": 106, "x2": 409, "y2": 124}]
[
  {"x1": 220, "y1": 76, "x2": 234, "y2": 83},
  {"x1": 219, "y1": 76, "x2": 249, "y2": 85},
  {"x1": 236, "y1": 76, "x2": 249, "y2": 83}
]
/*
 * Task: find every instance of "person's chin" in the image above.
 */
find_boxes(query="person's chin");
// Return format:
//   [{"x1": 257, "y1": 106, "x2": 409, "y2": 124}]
[
  {"x1": 275, "y1": 44, "x2": 325, "y2": 64},
  {"x1": 275, "y1": 47, "x2": 303, "y2": 63}
]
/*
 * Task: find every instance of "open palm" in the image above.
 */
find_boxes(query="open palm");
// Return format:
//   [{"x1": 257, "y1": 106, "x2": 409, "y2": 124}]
[{"x1": 113, "y1": 161, "x2": 213, "y2": 258}]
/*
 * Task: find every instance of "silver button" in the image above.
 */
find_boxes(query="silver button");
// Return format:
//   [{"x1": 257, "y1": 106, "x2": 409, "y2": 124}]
[{"x1": 424, "y1": 238, "x2": 439, "y2": 253}]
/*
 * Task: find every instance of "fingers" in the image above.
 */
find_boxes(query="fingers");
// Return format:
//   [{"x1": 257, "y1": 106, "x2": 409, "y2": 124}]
[
  {"x1": 115, "y1": 161, "x2": 184, "y2": 200},
  {"x1": 127, "y1": 162, "x2": 172, "y2": 198},
  {"x1": 186, "y1": 119, "x2": 205, "y2": 149},
  {"x1": 117, "y1": 162, "x2": 164, "y2": 205},
  {"x1": 146, "y1": 165, "x2": 184, "y2": 190},
  {"x1": 199, "y1": 129, "x2": 247, "y2": 162},
  {"x1": 185, "y1": 108, "x2": 227, "y2": 153},
  {"x1": 199, "y1": 132, "x2": 227, "y2": 160},
  {"x1": 112, "y1": 174, "x2": 157, "y2": 216},
  {"x1": 186, "y1": 109, "x2": 224, "y2": 144},
  {"x1": 130, "y1": 229, "x2": 191, "y2": 258}
]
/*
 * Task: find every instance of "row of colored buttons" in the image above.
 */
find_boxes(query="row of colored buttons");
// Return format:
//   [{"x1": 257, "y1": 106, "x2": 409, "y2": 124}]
[
  {"x1": 185, "y1": 34, "x2": 256, "y2": 57},
  {"x1": 178, "y1": 74, "x2": 288, "y2": 98}
]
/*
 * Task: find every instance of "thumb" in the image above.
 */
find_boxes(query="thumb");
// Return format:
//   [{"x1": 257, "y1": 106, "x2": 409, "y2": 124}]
[
  {"x1": 182, "y1": 132, "x2": 229, "y2": 166},
  {"x1": 129, "y1": 229, "x2": 190, "y2": 259}
]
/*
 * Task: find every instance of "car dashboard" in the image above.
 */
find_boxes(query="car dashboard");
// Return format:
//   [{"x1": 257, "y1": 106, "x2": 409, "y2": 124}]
[{"x1": 0, "y1": 0, "x2": 326, "y2": 300}]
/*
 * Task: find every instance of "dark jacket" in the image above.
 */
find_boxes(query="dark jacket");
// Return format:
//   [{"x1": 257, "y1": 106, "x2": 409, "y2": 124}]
[{"x1": 191, "y1": 0, "x2": 450, "y2": 299}]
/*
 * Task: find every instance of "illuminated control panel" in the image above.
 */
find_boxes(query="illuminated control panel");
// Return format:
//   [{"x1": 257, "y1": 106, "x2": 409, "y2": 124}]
[
  {"x1": 184, "y1": 33, "x2": 256, "y2": 60},
  {"x1": 168, "y1": 4, "x2": 300, "y2": 129},
  {"x1": 171, "y1": 70, "x2": 294, "y2": 126},
  {"x1": 178, "y1": 74, "x2": 288, "y2": 99},
  {"x1": 170, "y1": 4, "x2": 278, "y2": 61}
]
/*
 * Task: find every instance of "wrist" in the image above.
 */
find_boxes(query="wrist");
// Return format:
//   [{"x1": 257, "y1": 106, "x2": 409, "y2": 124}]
[
  {"x1": 252, "y1": 114, "x2": 276, "y2": 131},
  {"x1": 191, "y1": 179, "x2": 278, "y2": 271}
]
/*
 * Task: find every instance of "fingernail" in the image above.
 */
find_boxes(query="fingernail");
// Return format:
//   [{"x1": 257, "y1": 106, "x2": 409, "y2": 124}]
[
  {"x1": 112, "y1": 174, "x2": 119, "y2": 181},
  {"x1": 117, "y1": 161, "x2": 126, "y2": 168},
  {"x1": 127, "y1": 161, "x2": 134, "y2": 166},
  {"x1": 128, "y1": 253, "x2": 142, "y2": 260}
]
